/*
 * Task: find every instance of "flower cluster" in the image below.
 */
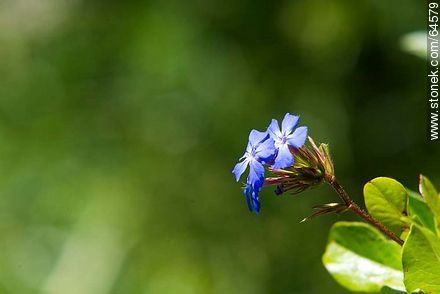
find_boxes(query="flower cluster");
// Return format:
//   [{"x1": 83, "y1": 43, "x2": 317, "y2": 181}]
[{"x1": 232, "y1": 113, "x2": 308, "y2": 213}]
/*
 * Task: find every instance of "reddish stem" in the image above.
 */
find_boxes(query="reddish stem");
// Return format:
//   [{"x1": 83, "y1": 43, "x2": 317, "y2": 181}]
[{"x1": 328, "y1": 178, "x2": 404, "y2": 246}]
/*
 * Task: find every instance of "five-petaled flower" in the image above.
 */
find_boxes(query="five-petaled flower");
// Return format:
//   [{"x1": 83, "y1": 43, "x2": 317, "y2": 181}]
[
  {"x1": 269, "y1": 113, "x2": 308, "y2": 169},
  {"x1": 232, "y1": 130, "x2": 276, "y2": 212},
  {"x1": 232, "y1": 113, "x2": 308, "y2": 213}
]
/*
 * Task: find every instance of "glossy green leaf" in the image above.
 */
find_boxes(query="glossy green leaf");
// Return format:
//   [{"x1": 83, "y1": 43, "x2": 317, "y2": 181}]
[
  {"x1": 364, "y1": 177, "x2": 408, "y2": 235},
  {"x1": 323, "y1": 222, "x2": 405, "y2": 293},
  {"x1": 419, "y1": 175, "x2": 440, "y2": 233},
  {"x1": 407, "y1": 189, "x2": 436, "y2": 233},
  {"x1": 402, "y1": 224, "x2": 440, "y2": 293}
]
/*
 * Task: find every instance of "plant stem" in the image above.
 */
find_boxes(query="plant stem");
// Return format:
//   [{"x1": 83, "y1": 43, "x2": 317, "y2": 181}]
[{"x1": 327, "y1": 177, "x2": 404, "y2": 246}]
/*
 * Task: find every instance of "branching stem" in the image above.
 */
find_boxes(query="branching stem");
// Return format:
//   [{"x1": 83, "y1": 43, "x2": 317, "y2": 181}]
[{"x1": 328, "y1": 177, "x2": 404, "y2": 246}]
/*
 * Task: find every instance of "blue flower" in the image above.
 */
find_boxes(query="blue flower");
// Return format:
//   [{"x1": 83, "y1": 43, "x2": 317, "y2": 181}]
[
  {"x1": 232, "y1": 130, "x2": 275, "y2": 182},
  {"x1": 232, "y1": 129, "x2": 276, "y2": 212},
  {"x1": 268, "y1": 113, "x2": 308, "y2": 169},
  {"x1": 232, "y1": 114, "x2": 308, "y2": 213}
]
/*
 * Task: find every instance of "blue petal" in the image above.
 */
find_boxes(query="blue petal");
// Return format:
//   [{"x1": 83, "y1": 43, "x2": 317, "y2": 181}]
[
  {"x1": 287, "y1": 126, "x2": 308, "y2": 148},
  {"x1": 248, "y1": 129, "x2": 268, "y2": 148},
  {"x1": 246, "y1": 161, "x2": 264, "y2": 213},
  {"x1": 243, "y1": 184, "x2": 253, "y2": 211},
  {"x1": 251, "y1": 178, "x2": 264, "y2": 213},
  {"x1": 255, "y1": 137, "x2": 276, "y2": 162},
  {"x1": 272, "y1": 144, "x2": 294, "y2": 169},
  {"x1": 281, "y1": 113, "x2": 299, "y2": 136},
  {"x1": 245, "y1": 141, "x2": 253, "y2": 153},
  {"x1": 251, "y1": 190, "x2": 261, "y2": 213},
  {"x1": 268, "y1": 119, "x2": 282, "y2": 139},
  {"x1": 248, "y1": 159, "x2": 264, "y2": 185},
  {"x1": 232, "y1": 158, "x2": 249, "y2": 181},
  {"x1": 243, "y1": 179, "x2": 263, "y2": 213}
]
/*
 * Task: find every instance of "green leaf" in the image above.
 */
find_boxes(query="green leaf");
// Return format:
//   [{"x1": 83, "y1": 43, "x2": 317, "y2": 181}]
[
  {"x1": 323, "y1": 222, "x2": 405, "y2": 293},
  {"x1": 419, "y1": 175, "x2": 440, "y2": 233},
  {"x1": 402, "y1": 224, "x2": 440, "y2": 293},
  {"x1": 364, "y1": 177, "x2": 408, "y2": 235},
  {"x1": 407, "y1": 189, "x2": 436, "y2": 234}
]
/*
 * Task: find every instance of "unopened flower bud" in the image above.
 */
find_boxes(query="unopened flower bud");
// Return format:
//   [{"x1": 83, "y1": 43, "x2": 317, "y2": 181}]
[{"x1": 264, "y1": 136, "x2": 336, "y2": 195}]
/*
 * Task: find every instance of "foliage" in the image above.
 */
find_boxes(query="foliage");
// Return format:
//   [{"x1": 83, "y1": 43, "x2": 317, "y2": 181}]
[
  {"x1": 323, "y1": 222, "x2": 404, "y2": 292},
  {"x1": 323, "y1": 175, "x2": 440, "y2": 293},
  {"x1": 402, "y1": 225, "x2": 440, "y2": 293},
  {"x1": 364, "y1": 177, "x2": 408, "y2": 236}
]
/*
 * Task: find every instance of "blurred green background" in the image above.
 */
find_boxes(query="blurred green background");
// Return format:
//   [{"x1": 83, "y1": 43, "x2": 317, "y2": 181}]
[{"x1": 0, "y1": 0, "x2": 437, "y2": 293}]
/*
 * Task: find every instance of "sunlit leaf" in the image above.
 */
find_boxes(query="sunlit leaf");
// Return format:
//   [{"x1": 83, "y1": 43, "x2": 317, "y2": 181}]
[
  {"x1": 323, "y1": 222, "x2": 405, "y2": 293},
  {"x1": 402, "y1": 224, "x2": 440, "y2": 293},
  {"x1": 364, "y1": 177, "x2": 408, "y2": 235}
]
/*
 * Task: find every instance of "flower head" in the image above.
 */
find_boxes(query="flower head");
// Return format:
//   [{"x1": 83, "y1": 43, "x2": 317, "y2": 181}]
[
  {"x1": 232, "y1": 113, "x2": 313, "y2": 213},
  {"x1": 268, "y1": 113, "x2": 308, "y2": 169}
]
